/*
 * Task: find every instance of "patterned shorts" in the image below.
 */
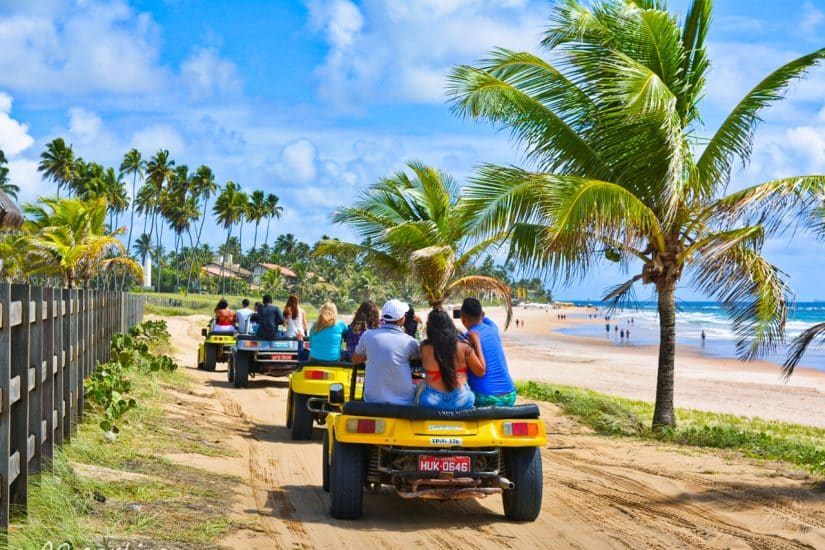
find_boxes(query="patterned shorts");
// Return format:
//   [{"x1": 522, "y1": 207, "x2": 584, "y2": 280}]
[{"x1": 473, "y1": 390, "x2": 517, "y2": 407}]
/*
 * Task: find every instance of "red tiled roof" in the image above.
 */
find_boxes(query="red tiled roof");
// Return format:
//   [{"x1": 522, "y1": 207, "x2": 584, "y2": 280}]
[{"x1": 258, "y1": 263, "x2": 297, "y2": 278}]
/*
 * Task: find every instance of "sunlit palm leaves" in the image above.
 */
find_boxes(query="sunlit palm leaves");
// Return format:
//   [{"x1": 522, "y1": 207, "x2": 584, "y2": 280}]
[
  {"x1": 449, "y1": 0, "x2": 825, "y2": 426},
  {"x1": 322, "y1": 161, "x2": 511, "y2": 322}
]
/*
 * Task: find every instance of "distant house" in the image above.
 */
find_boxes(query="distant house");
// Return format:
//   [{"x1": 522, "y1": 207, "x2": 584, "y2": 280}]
[
  {"x1": 201, "y1": 260, "x2": 252, "y2": 280},
  {"x1": 252, "y1": 263, "x2": 298, "y2": 285}
]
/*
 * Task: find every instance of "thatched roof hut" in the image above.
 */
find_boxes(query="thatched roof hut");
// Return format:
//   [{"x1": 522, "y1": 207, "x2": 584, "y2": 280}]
[{"x1": 0, "y1": 190, "x2": 23, "y2": 229}]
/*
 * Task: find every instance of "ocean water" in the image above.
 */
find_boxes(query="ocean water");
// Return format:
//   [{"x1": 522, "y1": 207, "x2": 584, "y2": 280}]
[{"x1": 555, "y1": 301, "x2": 825, "y2": 372}]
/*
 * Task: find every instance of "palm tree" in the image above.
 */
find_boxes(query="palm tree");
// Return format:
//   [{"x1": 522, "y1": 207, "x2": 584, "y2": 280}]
[
  {"x1": 0, "y1": 150, "x2": 19, "y2": 200},
  {"x1": 145, "y1": 150, "x2": 174, "y2": 291},
  {"x1": 263, "y1": 193, "x2": 283, "y2": 247},
  {"x1": 164, "y1": 165, "x2": 199, "y2": 290},
  {"x1": 133, "y1": 233, "x2": 152, "y2": 264},
  {"x1": 448, "y1": 0, "x2": 825, "y2": 427},
  {"x1": 247, "y1": 190, "x2": 268, "y2": 254},
  {"x1": 38, "y1": 138, "x2": 75, "y2": 198},
  {"x1": 213, "y1": 181, "x2": 246, "y2": 294},
  {"x1": 21, "y1": 197, "x2": 142, "y2": 288},
  {"x1": 184, "y1": 165, "x2": 218, "y2": 293},
  {"x1": 102, "y1": 167, "x2": 128, "y2": 231},
  {"x1": 319, "y1": 161, "x2": 513, "y2": 320},
  {"x1": 120, "y1": 148, "x2": 146, "y2": 269}
]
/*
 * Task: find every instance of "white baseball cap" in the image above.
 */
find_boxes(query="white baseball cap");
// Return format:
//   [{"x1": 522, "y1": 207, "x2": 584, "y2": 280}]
[{"x1": 381, "y1": 299, "x2": 409, "y2": 322}]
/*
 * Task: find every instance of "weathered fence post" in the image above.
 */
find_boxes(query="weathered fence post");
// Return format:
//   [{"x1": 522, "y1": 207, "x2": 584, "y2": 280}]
[
  {"x1": 27, "y1": 287, "x2": 43, "y2": 477},
  {"x1": 53, "y1": 289, "x2": 64, "y2": 448},
  {"x1": 8, "y1": 285, "x2": 31, "y2": 516},
  {"x1": 0, "y1": 283, "x2": 11, "y2": 527},
  {"x1": 40, "y1": 288, "x2": 54, "y2": 470}
]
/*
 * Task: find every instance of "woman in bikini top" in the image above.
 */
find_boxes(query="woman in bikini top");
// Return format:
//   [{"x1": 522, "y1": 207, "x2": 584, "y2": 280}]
[{"x1": 416, "y1": 309, "x2": 485, "y2": 410}]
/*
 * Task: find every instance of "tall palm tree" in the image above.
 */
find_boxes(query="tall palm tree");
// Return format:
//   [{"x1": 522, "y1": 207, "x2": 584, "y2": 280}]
[
  {"x1": 38, "y1": 138, "x2": 75, "y2": 198},
  {"x1": 145, "y1": 150, "x2": 174, "y2": 291},
  {"x1": 120, "y1": 148, "x2": 146, "y2": 268},
  {"x1": 247, "y1": 190, "x2": 268, "y2": 254},
  {"x1": 0, "y1": 150, "x2": 19, "y2": 200},
  {"x1": 263, "y1": 193, "x2": 283, "y2": 247},
  {"x1": 448, "y1": 0, "x2": 825, "y2": 427},
  {"x1": 102, "y1": 167, "x2": 128, "y2": 231},
  {"x1": 21, "y1": 197, "x2": 142, "y2": 288},
  {"x1": 213, "y1": 181, "x2": 246, "y2": 294},
  {"x1": 133, "y1": 232, "x2": 152, "y2": 264},
  {"x1": 319, "y1": 161, "x2": 513, "y2": 320},
  {"x1": 185, "y1": 165, "x2": 218, "y2": 294}
]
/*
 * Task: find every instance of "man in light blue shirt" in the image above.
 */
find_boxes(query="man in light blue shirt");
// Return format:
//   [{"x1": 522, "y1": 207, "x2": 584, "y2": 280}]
[
  {"x1": 235, "y1": 299, "x2": 255, "y2": 335},
  {"x1": 352, "y1": 299, "x2": 420, "y2": 405}
]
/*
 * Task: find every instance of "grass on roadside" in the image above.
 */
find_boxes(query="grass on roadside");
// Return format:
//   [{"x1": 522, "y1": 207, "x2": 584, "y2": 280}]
[
  {"x1": 518, "y1": 381, "x2": 825, "y2": 475},
  {"x1": 7, "y1": 361, "x2": 241, "y2": 548}
]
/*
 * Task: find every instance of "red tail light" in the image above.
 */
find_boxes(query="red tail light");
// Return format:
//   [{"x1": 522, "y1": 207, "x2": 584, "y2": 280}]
[
  {"x1": 503, "y1": 421, "x2": 539, "y2": 436},
  {"x1": 346, "y1": 418, "x2": 385, "y2": 433},
  {"x1": 304, "y1": 370, "x2": 331, "y2": 380}
]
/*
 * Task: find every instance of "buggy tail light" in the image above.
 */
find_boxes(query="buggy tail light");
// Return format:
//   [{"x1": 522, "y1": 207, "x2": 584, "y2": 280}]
[
  {"x1": 304, "y1": 369, "x2": 332, "y2": 380},
  {"x1": 502, "y1": 421, "x2": 539, "y2": 436},
  {"x1": 346, "y1": 418, "x2": 385, "y2": 434},
  {"x1": 243, "y1": 340, "x2": 259, "y2": 348}
]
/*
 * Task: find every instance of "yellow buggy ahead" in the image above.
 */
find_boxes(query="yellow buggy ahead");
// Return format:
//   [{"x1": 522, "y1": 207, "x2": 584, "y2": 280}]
[
  {"x1": 196, "y1": 327, "x2": 236, "y2": 371},
  {"x1": 321, "y1": 383, "x2": 546, "y2": 522}
]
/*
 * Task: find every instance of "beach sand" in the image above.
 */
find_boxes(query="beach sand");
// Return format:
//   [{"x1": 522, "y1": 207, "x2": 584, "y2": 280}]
[{"x1": 478, "y1": 305, "x2": 825, "y2": 428}]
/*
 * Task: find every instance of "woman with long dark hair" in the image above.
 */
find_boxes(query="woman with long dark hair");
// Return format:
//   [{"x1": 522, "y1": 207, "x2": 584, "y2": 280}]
[
  {"x1": 283, "y1": 294, "x2": 308, "y2": 339},
  {"x1": 211, "y1": 298, "x2": 236, "y2": 334},
  {"x1": 344, "y1": 300, "x2": 380, "y2": 361},
  {"x1": 415, "y1": 309, "x2": 485, "y2": 410}
]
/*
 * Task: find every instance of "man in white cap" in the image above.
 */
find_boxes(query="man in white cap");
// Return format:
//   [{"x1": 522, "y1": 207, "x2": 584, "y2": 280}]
[{"x1": 352, "y1": 299, "x2": 421, "y2": 405}]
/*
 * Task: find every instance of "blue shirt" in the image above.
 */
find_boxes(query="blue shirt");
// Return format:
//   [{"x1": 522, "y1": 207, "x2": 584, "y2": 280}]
[
  {"x1": 356, "y1": 323, "x2": 420, "y2": 405},
  {"x1": 466, "y1": 317, "x2": 515, "y2": 396},
  {"x1": 309, "y1": 320, "x2": 348, "y2": 361}
]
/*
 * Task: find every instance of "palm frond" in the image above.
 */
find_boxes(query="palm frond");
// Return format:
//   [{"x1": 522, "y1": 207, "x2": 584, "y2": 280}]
[
  {"x1": 602, "y1": 274, "x2": 644, "y2": 311},
  {"x1": 696, "y1": 47, "x2": 825, "y2": 194},
  {"x1": 445, "y1": 275, "x2": 513, "y2": 329},
  {"x1": 692, "y1": 243, "x2": 790, "y2": 360},
  {"x1": 783, "y1": 322, "x2": 825, "y2": 379}
]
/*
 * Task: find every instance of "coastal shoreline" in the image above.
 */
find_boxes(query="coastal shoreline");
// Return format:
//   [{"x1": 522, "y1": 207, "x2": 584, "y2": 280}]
[{"x1": 481, "y1": 305, "x2": 825, "y2": 428}]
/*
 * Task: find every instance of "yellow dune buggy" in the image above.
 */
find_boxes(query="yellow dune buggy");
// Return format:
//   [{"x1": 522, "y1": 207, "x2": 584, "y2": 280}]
[
  {"x1": 196, "y1": 327, "x2": 236, "y2": 371},
  {"x1": 321, "y1": 381, "x2": 546, "y2": 521},
  {"x1": 286, "y1": 360, "x2": 363, "y2": 440}
]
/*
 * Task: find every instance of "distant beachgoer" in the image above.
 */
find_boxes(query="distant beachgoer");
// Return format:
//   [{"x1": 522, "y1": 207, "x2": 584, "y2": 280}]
[
  {"x1": 620, "y1": 329, "x2": 625, "y2": 340},
  {"x1": 701, "y1": 330, "x2": 706, "y2": 343},
  {"x1": 626, "y1": 329, "x2": 631, "y2": 339},
  {"x1": 614, "y1": 324, "x2": 619, "y2": 332},
  {"x1": 605, "y1": 322, "x2": 610, "y2": 333}
]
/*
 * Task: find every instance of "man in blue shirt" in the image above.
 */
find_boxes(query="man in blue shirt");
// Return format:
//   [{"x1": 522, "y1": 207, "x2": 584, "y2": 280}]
[
  {"x1": 352, "y1": 299, "x2": 420, "y2": 405},
  {"x1": 460, "y1": 298, "x2": 516, "y2": 406}
]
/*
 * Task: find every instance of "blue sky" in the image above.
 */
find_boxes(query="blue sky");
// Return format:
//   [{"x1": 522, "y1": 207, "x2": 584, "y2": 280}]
[{"x1": 1, "y1": 0, "x2": 824, "y2": 301}]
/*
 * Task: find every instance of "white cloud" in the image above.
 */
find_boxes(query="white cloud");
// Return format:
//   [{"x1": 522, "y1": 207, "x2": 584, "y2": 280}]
[
  {"x1": 306, "y1": 0, "x2": 547, "y2": 105},
  {"x1": 278, "y1": 139, "x2": 319, "y2": 182},
  {"x1": 68, "y1": 107, "x2": 103, "y2": 142},
  {"x1": 786, "y1": 126, "x2": 825, "y2": 173},
  {"x1": 801, "y1": 2, "x2": 825, "y2": 34},
  {"x1": 0, "y1": 1, "x2": 167, "y2": 94},
  {"x1": 0, "y1": 92, "x2": 34, "y2": 157},
  {"x1": 181, "y1": 48, "x2": 242, "y2": 100},
  {"x1": 7, "y1": 159, "x2": 44, "y2": 204},
  {"x1": 130, "y1": 125, "x2": 186, "y2": 157}
]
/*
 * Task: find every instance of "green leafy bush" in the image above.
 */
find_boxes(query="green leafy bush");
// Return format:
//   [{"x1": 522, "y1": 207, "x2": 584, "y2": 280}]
[{"x1": 84, "y1": 320, "x2": 178, "y2": 432}]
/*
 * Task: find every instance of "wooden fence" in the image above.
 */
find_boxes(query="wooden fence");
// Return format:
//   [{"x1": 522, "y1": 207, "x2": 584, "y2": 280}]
[{"x1": 0, "y1": 285, "x2": 144, "y2": 527}]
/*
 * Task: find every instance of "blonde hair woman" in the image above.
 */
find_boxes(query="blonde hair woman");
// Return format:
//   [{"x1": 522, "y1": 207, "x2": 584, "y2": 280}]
[{"x1": 308, "y1": 301, "x2": 349, "y2": 361}]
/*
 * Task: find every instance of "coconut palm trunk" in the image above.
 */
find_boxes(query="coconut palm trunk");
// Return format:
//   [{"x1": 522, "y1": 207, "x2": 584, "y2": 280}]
[{"x1": 653, "y1": 279, "x2": 677, "y2": 428}]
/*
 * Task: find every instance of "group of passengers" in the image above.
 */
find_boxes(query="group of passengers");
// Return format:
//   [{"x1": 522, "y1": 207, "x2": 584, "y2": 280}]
[{"x1": 211, "y1": 295, "x2": 516, "y2": 411}]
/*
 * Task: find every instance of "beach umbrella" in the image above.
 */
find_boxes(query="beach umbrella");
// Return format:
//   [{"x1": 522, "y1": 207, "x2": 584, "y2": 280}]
[{"x1": 0, "y1": 190, "x2": 23, "y2": 229}]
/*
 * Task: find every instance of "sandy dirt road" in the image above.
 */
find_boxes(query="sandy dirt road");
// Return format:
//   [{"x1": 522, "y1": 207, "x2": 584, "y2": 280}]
[{"x1": 163, "y1": 315, "x2": 825, "y2": 549}]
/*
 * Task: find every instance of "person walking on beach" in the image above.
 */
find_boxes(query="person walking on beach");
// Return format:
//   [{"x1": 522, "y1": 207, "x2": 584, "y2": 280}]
[
  {"x1": 701, "y1": 330, "x2": 706, "y2": 345},
  {"x1": 620, "y1": 328, "x2": 625, "y2": 340}
]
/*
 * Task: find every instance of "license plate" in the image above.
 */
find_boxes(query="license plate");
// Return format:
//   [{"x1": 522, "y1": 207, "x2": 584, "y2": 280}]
[
  {"x1": 269, "y1": 353, "x2": 294, "y2": 361},
  {"x1": 418, "y1": 455, "x2": 471, "y2": 473}
]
